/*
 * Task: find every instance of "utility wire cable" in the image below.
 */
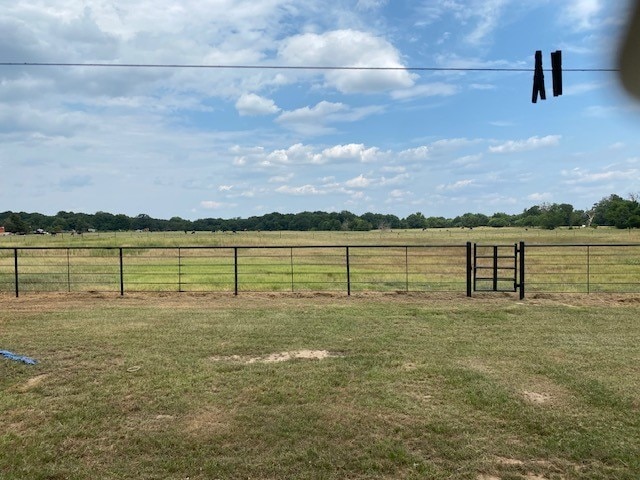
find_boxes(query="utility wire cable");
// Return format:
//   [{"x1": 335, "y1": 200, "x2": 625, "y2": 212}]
[{"x1": 0, "y1": 62, "x2": 620, "y2": 72}]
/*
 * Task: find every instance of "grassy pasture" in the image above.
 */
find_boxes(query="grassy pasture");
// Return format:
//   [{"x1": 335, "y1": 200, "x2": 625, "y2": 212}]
[
  {"x1": 1, "y1": 293, "x2": 640, "y2": 479},
  {"x1": 2, "y1": 226, "x2": 640, "y2": 248}
]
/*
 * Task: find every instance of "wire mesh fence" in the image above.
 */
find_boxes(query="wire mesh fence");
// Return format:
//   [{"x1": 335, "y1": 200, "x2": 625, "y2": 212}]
[
  {"x1": 526, "y1": 244, "x2": 640, "y2": 293},
  {"x1": 0, "y1": 245, "x2": 468, "y2": 296},
  {"x1": 1, "y1": 243, "x2": 639, "y2": 296}
]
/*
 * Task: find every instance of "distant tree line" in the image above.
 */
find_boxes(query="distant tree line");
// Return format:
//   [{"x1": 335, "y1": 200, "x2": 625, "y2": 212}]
[{"x1": 1, "y1": 194, "x2": 639, "y2": 234}]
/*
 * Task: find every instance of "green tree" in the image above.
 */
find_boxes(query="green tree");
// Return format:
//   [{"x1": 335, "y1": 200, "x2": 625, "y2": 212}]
[
  {"x1": 113, "y1": 214, "x2": 132, "y2": 231},
  {"x1": 350, "y1": 218, "x2": 372, "y2": 231},
  {"x1": 404, "y1": 212, "x2": 427, "y2": 229},
  {"x1": 5, "y1": 213, "x2": 30, "y2": 234},
  {"x1": 592, "y1": 194, "x2": 640, "y2": 228}
]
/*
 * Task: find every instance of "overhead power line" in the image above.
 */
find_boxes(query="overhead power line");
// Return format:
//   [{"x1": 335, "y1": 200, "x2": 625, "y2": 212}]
[{"x1": 0, "y1": 62, "x2": 620, "y2": 72}]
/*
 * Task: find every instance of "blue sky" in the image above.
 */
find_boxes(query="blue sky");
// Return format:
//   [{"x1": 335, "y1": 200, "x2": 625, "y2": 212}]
[{"x1": 1, "y1": 0, "x2": 639, "y2": 220}]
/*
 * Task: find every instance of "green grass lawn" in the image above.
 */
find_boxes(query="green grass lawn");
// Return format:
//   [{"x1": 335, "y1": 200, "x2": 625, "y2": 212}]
[{"x1": 2, "y1": 293, "x2": 639, "y2": 479}]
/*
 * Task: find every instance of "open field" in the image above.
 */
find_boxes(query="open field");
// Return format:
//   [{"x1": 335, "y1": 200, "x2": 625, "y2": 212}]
[
  {"x1": 2, "y1": 226, "x2": 640, "y2": 248},
  {"x1": 2, "y1": 227, "x2": 640, "y2": 296},
  {"x1": 2, "y1": 292, "x2": 640, "y2": 479}
]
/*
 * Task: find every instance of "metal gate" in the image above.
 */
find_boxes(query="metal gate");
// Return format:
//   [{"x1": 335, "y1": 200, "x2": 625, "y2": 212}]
[{"x1": 473, "y1": 243, "x2": 524, "y2": 298}]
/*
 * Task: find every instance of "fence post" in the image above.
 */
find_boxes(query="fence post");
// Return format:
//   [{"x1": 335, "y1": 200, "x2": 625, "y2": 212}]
[
  {"x1": 519, "y1": 241, "x2": 525, "y2": 300},
  {"x1": 586, "y1": 245, "x2": 590, "y2": 294},
  {"x1": 178, "y1": 247, "x2": 182, "y2": 292},
  {"x1": 405, "y1": 246, "x2": 409, "y2": 292},
  {"x1": 493, "y1": 245, "x2": 499, "y2": 292},
  {"x1": 290, "y1": 247, "x2": 294, "y2": 293},
  {"x1": 119, "y1": 248, "x2": 124, "y2": 296},
  {"x1": 234, "y1": 247, "x2": 238, "y2": 296},
  {"x1": 14, "y1": 248, "x2": 19, "y2": 298},
  {"x1": 466, "y1": 242, "x2": 472, "y2": 297},
  {"x1": 67, "y1": 248, "x2": 71, "y2": 293},
  {"x1": 346, "y1": 246, "x2": 351, "y2": 296}
]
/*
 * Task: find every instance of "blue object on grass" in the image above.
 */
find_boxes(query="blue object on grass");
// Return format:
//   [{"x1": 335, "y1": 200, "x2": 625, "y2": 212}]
[{"x1": 0, "y1": 350, "x2": 38, "y2": 365}]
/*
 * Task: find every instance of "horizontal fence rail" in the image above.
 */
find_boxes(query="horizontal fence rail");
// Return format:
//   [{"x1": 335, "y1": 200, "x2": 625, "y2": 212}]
[{"x1": 1, "y1": 243, "x2": 639, "y2": 297}]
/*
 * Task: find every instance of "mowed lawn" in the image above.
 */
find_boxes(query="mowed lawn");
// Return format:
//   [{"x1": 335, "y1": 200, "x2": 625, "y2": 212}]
[{"x1": 1, "y1": 293, "x2": 640, "y2": 479}]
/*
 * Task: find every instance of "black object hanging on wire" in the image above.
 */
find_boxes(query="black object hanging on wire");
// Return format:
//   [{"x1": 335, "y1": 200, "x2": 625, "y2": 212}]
[
  {"x1": 532, "y1": 50, "x2": 546, "y2": 103},
  {"x1": 532, "y1": 50, "x2": 563, "y2": 103},
  {"x1": 551, "y1": 50, "x2": 563, "y2": 97}
]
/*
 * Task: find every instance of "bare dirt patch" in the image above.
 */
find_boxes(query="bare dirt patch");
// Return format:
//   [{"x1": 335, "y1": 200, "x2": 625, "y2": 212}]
[
  {"x1": 495, "y1": 457, "x2": 524, "y2": 466},
  {"x1": 522, "y1": 390, "x2": 552, "y2": 404},
  {"x1": 210, "y1": 350, "x2": 343, "y2": 364},
  {"x1": 11, "y1": 373, "x2": 49, "y2": 393}
]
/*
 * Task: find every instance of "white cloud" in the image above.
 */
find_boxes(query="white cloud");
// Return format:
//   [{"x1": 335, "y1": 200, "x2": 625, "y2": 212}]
[
  {"x1": 345, "y1": 174, "x2": 371, "y2": 188},
  {"x1": 489, "y1": 135, "x2": 561, "y2": 154},
  {"x1": 389, "y1": 189, "x2": 409, "y2": 198},
  {"x1": 434, "y1": 53, "x2": 521, "y2": 70},
  {"x1": 322, "y1": 144, "x2": 381, "y2": 163},
  {"x1": 201, "y1": 200, "x2": 233, "y2": 209},
  {"x1": 418, "y1": 0, "x2": 510, "y2": 45},
  {"x1": 275, "y1": 184, "x2": 324, "y2": 195},
  {"x1": 453, "y1": 154, "x2": 483, "y2": 166},
  {"x1": 268, "y1": 173, "x2": 294, "y2": 183},
  {"x1": 356, "y1": 0, "x2": 388, "y2": 10},
  {"x1": 235, "y1": 93, "x2": 280, "y2": 116},
  {"x1": 234, "y1": 142, "x2": 387, "y2": 168},
  {"x1": 381, "y1": 166, "x2": 406, "y2": 173},
  {"x1": 266, "y1": 144, "x2": 322, "y2": 165},
  {"x1": 379, "y1": 173, "x2": 410, "y2": 186},
  {"x1": 430, "y1": 138, "x2": 482, "y2": 151},
  {"x1": 278, "y1": 29, "x2": 415, "y2": 93},
  {"x1": 391, "y1": 83, "x2": 458, "y2": 100},
  {"x1": 527, "y1": 192, "x2": 553, "y2": 202},
  {"x1": 276, "y1": 101, "x2": 345, "y2": 135},
  {"x1": 275, "y1": 101, "x2": 383, "y2": 135},
  {"x1": 399, "y1": 146, "x2": 430, "y2": 160},
  {"x1": 562, "y1": 167, "x2": 640, "y2": 184},
  {"x1": 563, "y1": 0, "x2": 602, "y2": 31},
  {"x1": 277, "y1": 101, "x2": 346, "y2": 123},
  {"x1": 464, "y1": 0, "x2": 510, "y2": 45},
  {"x1": 218, "y1": 185, "x2": 233, "y2": 192},
  {"x1": 437, "y1": 179, "x2": 476, "y2": 191}
]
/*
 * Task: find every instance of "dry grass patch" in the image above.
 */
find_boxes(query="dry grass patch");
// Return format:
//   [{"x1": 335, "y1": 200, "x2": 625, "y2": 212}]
[{"x1": 10, "y1": 373, "x2": 49, "y2": 393}]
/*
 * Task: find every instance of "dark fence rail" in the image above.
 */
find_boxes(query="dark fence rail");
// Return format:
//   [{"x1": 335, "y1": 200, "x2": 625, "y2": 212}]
[{"x1": 1, "y1": 243, "x2": 639, "y2": 297}]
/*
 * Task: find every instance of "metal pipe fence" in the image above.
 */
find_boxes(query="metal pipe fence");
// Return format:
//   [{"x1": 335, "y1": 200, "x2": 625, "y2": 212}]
[
  {"x1": 0, "y1": 245, "x2": 468, "y2": 296},
  {"x1": 1, "y1": 243, "x2": 639, "y2": 297},
  {"x1": 525, "y1": 244, "x2": 640, "y2": 293}
]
